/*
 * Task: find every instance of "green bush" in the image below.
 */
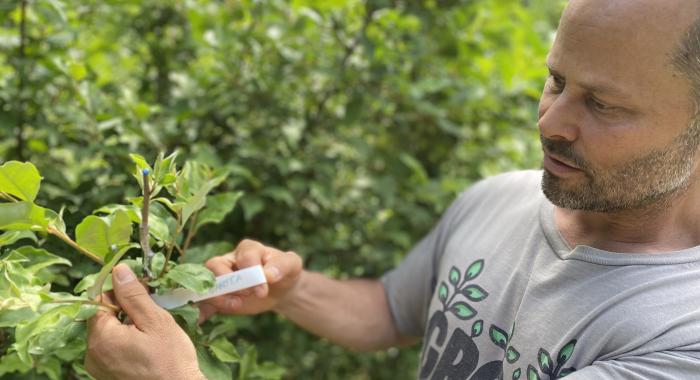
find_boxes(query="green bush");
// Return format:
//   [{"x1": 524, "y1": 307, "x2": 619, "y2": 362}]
[{"x1": 0, "y1": 0, "x2": 563, "y2": 378}]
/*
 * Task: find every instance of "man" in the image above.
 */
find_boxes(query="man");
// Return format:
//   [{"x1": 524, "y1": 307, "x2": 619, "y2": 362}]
[{"x1": 86, "y1": 0, "x2": 700, "y2": 378}]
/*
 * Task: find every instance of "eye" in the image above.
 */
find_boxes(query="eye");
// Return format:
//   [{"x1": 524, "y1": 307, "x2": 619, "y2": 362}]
[
  {"x1": 588, "y1": 97, "x2": 616, "y2": 113},
  {"x1": 547, "y1": 74, "x2": 565, "y2": 93}
]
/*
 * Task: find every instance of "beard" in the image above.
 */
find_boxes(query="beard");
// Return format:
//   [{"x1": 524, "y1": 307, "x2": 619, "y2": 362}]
[{"x1": 541, "y1": 118, "x2": 700, "y2": 212}]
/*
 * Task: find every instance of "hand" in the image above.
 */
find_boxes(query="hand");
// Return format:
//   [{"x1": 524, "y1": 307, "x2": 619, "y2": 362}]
[
  {"x1": 198, "y1": 239, "x2": 303, "y2": 322},
  {"x1": 85, "y1": 264, "x2": 205, "y2": 380}
]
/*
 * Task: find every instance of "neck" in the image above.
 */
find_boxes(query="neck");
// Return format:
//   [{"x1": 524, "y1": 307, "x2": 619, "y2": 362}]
[{"x1": 555, "y1": 177, "x2": 700, "y2": 253}]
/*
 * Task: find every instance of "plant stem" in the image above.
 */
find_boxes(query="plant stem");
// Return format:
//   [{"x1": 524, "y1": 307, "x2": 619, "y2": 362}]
[
  {"x1": 158, "y1": 210, "x2": 183, "y2": 277},
  {"x1": 140, "y1": 170, "x2": 154, "y2": 279},
  {"x1": 16, "y1": 0, "x2": 28, "y2": 161},
  {"x1": 47, "y1": 225, "x2": 104, "y2": 265},
  {"x1": 180, "y1": 211, "x2": 198, "y2": 259},
  {"x1": 0, "y1": 192, "x2": 18, "y2": 202}
]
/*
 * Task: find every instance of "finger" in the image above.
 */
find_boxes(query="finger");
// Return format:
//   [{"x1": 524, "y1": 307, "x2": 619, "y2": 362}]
[
  {"x1": 111, "y1": 264, "x2": 171, "y2": 333},
  {"x1": 205, "y1": 251, "x2": 237, "y2": 276},
  {"x1": 235, "y1": 240, "x2": 270, "y2": 297},
  {"x1": 261, "y1": 250, "x2": 302, "y2": 285}
]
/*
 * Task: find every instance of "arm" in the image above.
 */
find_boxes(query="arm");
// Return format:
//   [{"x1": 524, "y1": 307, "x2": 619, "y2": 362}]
[
  {"x1": 274, "y1": 271, "x2": 419, "y2": 351},
  {"x1": 199, "y1": 239, "x2": 419, "y2": 352},
  {"x1": 563, "y1": 351, "x2": 700, "y2": 379}
]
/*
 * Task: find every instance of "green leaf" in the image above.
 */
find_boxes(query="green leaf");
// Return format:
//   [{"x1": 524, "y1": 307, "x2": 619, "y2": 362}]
[
  {"x1": 86, "y1": 244, "x2": 137, "y2": 299},
  {"x1": 182, "y1": 241, "x2": 234, "y2": 264},
  {"x1": 559, "y1": 367, "x2": 576, "y2": 377},
  {"x1": 448, "y1": 266, "x2": 460, "y2": 285},
  {"x1": 170, "y1": 304, "x2": 201, "y2": 333},
  {"x1": 461, "y1": 284, "x2": 489, "y2": 302},
  {"x1": 506, "y1": 346, "x2": 520, "y2": 363},
  {"x1": 197, "y1": 345, "x2": 233, "y2": 380},
  {"x1": 557, "y1": 339, "x2": 577, "y2": 366},
  {"x1": 176, "y1": 162, "x2": 229, "y2": 225},
  {"x1": 12, "y1": 246, "x2": 71, "y2": 273},
  {"x1": 0, "y1": 352, "x2": 32, "y2": 377},
  {"x1": 527, "y1": 365, "x2": 540, "y2": 380},
  {"x1": 44, "y1": 208, "x2": 66, "y2": 234},
  {"x1": 194, "y1": 191, "x2": 243, "y2": 231},
  {"x1": 471, "y1": 320, "x2": 483, "y2": 337},
  {"x1": 0, "y1": 230, "x2": 37, "y2": 248},
  {"x1": 154, "y1": 151, "x2": 179, "y2": 186},
  {"x1": 538, "y1": 348, "x2": 553, "y2": 375},
  {"x1": 438, "y1": 282, "x2": 449, "y2": 303},
  {"x1": 209, "y1": 337, "x2": 241, "y2": 363},
  {"x1": 129, "y1": 154, "x2": 152, "y2": 172},
  {"x1": 512, "y1": 368, "x2": 522, "y2": 380},
  {"x1": 14, "y1": 303, "x2": 82, "y2": 364},
  {"x1": 465, "y1": 259, "x2": 484, "y2": 280},
  {"x1": 163, "y1": 263, "x2": 215, "y2": 293},
  {"x1": 0, "y1": 307, "x2": 37, "y2": 328},
  {"x1": 0, "y1": 161, "x2": 41, "y2": 201},
  {"x1": 449, "y1": 302, "x2": 476, "y2": 320},
  {"x1": 489, "y1": 325, "x2": 509, "y2": 349},
  {"x1": 76, "y1": 210, "x2": 132, "y2": 259},
  {"x1": 0, "y1": 202, "x2": 47, "y2": 231}
]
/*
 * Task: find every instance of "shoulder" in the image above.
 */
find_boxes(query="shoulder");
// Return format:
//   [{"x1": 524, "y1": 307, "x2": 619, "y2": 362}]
[
  {"x1": 439, "y1": 170, "x2": 544, "y2": 230},
  {"x1": 455, "y1": 170, "x2": 543, "y2": 209}
]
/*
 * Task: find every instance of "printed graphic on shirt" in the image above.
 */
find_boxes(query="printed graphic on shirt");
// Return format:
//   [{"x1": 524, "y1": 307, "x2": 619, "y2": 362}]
[{"x1": 419, "y1": 259, "x2": 578, "y2": 380}]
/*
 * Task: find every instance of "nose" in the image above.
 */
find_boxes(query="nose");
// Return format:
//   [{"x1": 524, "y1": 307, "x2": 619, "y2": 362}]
[{"x1": 538, "y1": 92, "x2": 580, "y2": 143}]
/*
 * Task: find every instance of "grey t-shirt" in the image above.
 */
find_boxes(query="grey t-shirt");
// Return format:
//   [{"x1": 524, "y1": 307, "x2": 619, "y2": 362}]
[{"x1": 382, "y1": 170, "x2": 700, "y2": 380}]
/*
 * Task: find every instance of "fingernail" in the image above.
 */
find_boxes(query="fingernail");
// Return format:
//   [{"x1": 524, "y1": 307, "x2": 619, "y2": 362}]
[
  {"x1": 266, "y1": 266, "x2": 281, "y2": 281},
  {"x1": 114, "y1": 265, "x2": 135, "y2": 284},
  {"x1": 229, "y1": 296, "x2": 241, "y2": 309}
]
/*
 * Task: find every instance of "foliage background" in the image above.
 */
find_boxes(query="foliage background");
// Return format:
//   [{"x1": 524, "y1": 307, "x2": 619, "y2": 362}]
[{"x1": 0, "y1": 0, "x2": 564, "y2": 378}]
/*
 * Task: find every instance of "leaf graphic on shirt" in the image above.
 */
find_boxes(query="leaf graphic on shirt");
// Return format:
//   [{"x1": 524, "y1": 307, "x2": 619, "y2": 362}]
[
  {"x1": 489, "y1": 325, "x2": 508, "y2": 349},
  {"x1": 461, "y1": 284, "x2": 489, "y2": 302},
  {"x1": 558, "y1": 367, "x2": 576, "y2": 377},
  {"x1": 465, "y1": 259, "x2": 484, "y2": 280},
  {"x1": 471, "y1": 320, "x2": 483, "y2": 337},
  {"x1": 538, "y1": 348, "x2": 553, "y2": 375},
  {"x1": 438, "y1": 282, "x2": 449, "y2": 304},
  {"x1": 448, "y1": 266, "x2": 461, "y2": 285},
  {"x1": 506, "y1": 346, "x2": 520, "y2": 363},
  {"x1": 512, "y1": 368, "x2": 522, "y2": 380},
  {"x1": 527, "y1": 365, "x2": 541, "y2": 380},
  {"x1": 557, "y1": 339, "x2": 577, "y2": 366},
  {"x1": 449, "y1": 302, "x2": 476, "y2": 320}
]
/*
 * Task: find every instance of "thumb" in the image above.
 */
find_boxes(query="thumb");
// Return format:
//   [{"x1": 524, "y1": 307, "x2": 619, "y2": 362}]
[{"x1": 112, "y1": 264, "x2": 166, "y2": 332}]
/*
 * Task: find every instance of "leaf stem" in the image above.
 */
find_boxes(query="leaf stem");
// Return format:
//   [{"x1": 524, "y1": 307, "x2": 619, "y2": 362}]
[
  {"x1": 180, "y1": 211, "x2": 198, "y2": 259},
  {"x1": 0, "y1": 192, "x2": 18, "y2": 202},
  {"x1": 159, "y1": 209, "x2": 183, "y2": 277},
  {"x1": 47, "y1": 224, "x2": 104, "y2": 265},
  {"x1": 141, "y1": 169, "x2": 155, "y2": 279}
]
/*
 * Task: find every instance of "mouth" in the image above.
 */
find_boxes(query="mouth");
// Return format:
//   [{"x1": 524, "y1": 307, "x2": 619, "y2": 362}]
[{"x1": 543, "y1": 152, "x2": 582, "y2": 176}]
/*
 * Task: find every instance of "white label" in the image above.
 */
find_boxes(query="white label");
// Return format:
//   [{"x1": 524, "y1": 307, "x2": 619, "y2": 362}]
[{"x1": 151, "y1": 265, "x2": 267, "y2": 309}]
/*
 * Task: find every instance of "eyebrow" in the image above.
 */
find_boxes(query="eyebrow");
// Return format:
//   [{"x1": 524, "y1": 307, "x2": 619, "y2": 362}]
[{"x1": 547, "y1": 65, "x2": 633, "y2": 100}]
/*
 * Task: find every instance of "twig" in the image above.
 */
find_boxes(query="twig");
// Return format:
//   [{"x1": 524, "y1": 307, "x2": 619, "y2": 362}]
[
  {"x1": 0, "y1": 192, "x2": 18, "y2": 202},
  {"x1": 16, "y1": 0, "x2": 28, "y2": 161},
  {"x1": 47, "y1": 225, "x2": 104, "y2": 265},
  {"x1": 140, "y1": 169, "x2": 155, "y2": 279},
  {"x1": 180, "y1": 211, "x2": 198, "y2": 258}
]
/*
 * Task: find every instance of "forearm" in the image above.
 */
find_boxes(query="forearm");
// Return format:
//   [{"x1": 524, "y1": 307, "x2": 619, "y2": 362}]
[{"x1": 273, "y1": 270, "x2": 418, "y2": 351}]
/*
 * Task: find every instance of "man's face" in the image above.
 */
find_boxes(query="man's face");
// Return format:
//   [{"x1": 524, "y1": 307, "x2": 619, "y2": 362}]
[{"x1": 538, "y1": 0, "x2": 698, "y2": 212}]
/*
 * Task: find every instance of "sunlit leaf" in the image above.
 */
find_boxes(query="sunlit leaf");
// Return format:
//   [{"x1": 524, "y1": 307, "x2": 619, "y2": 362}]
[{"x1": 0, "y1": 161, "x2": 41, "y2": 202}]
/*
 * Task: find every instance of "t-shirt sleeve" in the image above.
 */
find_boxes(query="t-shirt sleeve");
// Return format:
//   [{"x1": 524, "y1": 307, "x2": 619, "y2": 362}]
[
  {"x1": 380, "y1": 191, "x2": 470, "y2": 338},
  {"x1": 563, "y1": 351, "x2": 700, "y2": 379}
]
